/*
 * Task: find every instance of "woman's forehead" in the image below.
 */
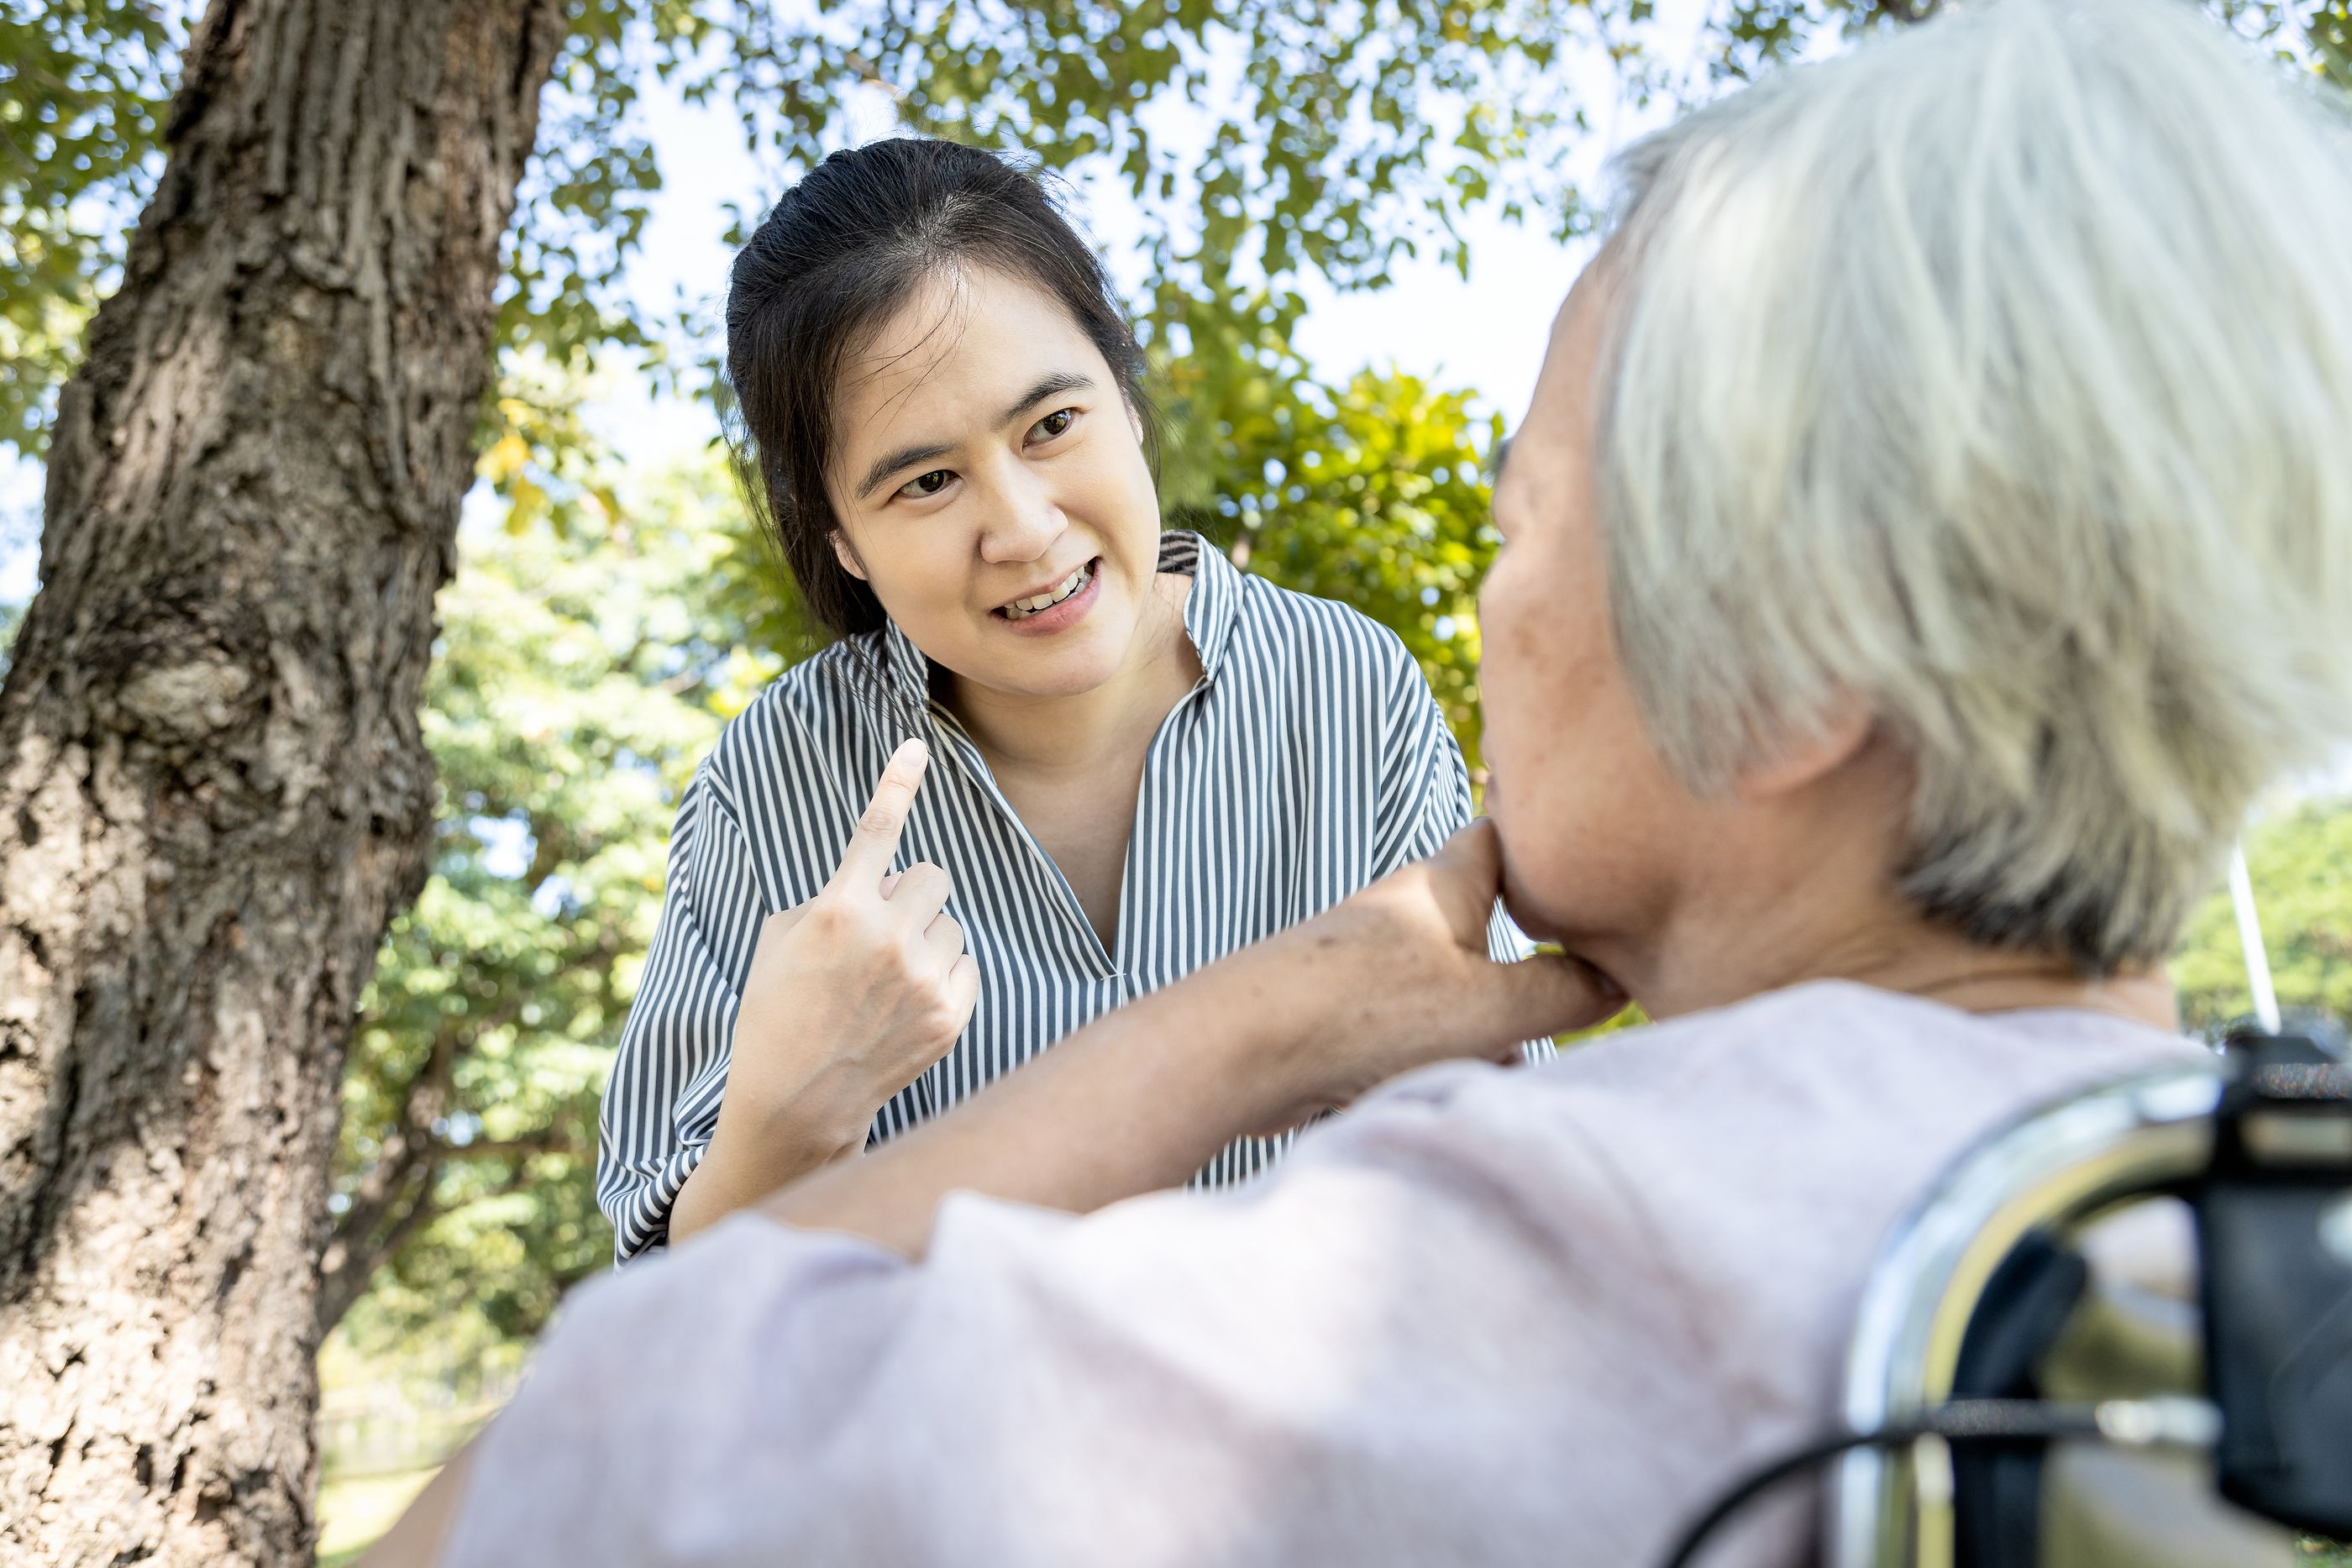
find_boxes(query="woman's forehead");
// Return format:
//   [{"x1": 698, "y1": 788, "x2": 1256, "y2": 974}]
[{"x1": 834, "y1": 268, "x2": 1103, "y2": 449}]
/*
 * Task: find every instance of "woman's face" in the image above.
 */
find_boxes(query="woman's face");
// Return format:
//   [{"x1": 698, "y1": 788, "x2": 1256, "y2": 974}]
[
  {"x1": 1478, "y1": 270, "x2": 1709, "y2": 973},
  {"x1": 825, "y1": 266, "x2": 1167, "y2": 703}
]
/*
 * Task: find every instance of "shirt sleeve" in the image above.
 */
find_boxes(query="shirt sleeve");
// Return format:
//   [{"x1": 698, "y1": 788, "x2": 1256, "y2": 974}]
[
  {"x1": 594, "y1": 763, "x2": 770, "y2": 1264},
  {"x1": 442, "y1": 1061, "x2": 1716, "y2": 1568},
  {"x1": 1368, "y1": 646, "x2": 1475, "y2": 879},
  {"x1": 1372, "y1": 651, "x2": 1556, "y2": 1064}
]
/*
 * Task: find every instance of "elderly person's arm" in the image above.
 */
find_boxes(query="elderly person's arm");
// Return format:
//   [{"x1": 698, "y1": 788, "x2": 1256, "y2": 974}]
[
  {"x1": 759, "y1": 820, "x2": 1612, "y2": 1259},
  {"x1": 360, "y1": 1455, "x2": 475, "y2": 1568}
]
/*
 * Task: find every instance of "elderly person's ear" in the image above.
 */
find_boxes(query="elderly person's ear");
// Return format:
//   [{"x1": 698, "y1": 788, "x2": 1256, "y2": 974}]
[{"x1": 1730, "y1": 700, "x2": 1879, "y2": 800}]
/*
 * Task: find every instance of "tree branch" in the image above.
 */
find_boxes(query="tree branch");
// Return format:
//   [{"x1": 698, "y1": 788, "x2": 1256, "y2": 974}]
[
  {"x1": 318, "y1": 989, "x2": 533, "y2": 1317},
  {"x1": 325, "y1": 1015, "x2": 465, "y2": 1255},
  {"x1": 443, "y1": 1130, "x2": 589, "y2": 1162},
  {"x1": 315, "y1": 1156, "x2": 444, "y2": 1339}
]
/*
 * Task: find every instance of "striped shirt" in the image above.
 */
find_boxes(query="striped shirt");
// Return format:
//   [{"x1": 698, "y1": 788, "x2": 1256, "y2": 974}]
[{"x1": 597, "y1": 532, "x2": 1538, "y2": 1262}]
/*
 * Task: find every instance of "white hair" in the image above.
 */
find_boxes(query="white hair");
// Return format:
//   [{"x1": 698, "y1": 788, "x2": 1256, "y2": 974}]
[{"x1": 1595, "y1": 0, "x2": 2352, "y2": 972}]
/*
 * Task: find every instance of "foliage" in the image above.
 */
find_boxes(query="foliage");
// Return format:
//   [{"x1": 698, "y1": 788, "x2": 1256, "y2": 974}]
[
  {"x1": 2172, "y1": 797, "x2": 2352, "y2": 1039},
  {"x1": 687, "y1": 0, "x2": 1617, "y2": 283},
  {"x1": 0, "y1": 0, "x2": 175, "y2": 456},
  {"x1": 1169, "y1": 351, "x2": 1503, "y2": 769},
  {"x1": 1698, "y1": 0, "x2": 2350, "y2": 87}
]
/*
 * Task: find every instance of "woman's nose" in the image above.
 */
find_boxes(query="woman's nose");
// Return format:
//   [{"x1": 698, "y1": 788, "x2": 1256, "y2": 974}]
[{"x1": 975, "y1": 469, "x2": 1065, "y2": 564}]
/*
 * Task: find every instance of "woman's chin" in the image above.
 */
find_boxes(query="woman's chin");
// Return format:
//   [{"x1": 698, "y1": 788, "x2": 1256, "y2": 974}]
[
  {"x1": 967, "y1": 591, "x2": 1157, "y2": 699},
  {"x1": 953, "y1": 640, "x2": 1127, "y2": 705}
]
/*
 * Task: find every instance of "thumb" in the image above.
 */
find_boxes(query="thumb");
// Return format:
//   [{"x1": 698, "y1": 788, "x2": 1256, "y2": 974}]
[
  {"x1": 1427, "y1": 816, "x2": 1507, "y2": 880},
  {"x1": 1421, "y1": 819, "x2": 1510, "y2": 936},
  {"x1": 1483, "y1": 949, "x2": 1624, "y2": 1046}
]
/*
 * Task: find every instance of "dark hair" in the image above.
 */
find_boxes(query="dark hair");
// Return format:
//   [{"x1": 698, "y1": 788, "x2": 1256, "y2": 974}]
[{"x1": 724, "y1": 137, "x2": 1158, "y2": 639}]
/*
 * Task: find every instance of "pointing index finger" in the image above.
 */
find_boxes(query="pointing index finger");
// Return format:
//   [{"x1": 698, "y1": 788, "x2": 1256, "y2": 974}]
[{"x1": 832, "y1": 738, "x2": 930, "y2": 892}]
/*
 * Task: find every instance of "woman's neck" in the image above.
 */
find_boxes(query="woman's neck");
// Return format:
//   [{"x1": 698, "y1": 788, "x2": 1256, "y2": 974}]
[{"x1": 942, "y1": 571, "x2": 1201, "y2": 779}]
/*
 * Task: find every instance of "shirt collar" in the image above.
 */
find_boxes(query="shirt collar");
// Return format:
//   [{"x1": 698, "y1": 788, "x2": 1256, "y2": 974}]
[
  {"x1": 876, "y1": 615, "x2": 935, "y2": 711},
  {"x1": 1161, "y1": 529, "x2": 1241, "y2": 684},
  {"x1": 873, "y1": 530, "x2": 1242, "y2": 707}
]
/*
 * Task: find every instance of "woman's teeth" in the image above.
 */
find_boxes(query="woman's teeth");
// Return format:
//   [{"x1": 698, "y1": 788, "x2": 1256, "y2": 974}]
[{"x1": 1000, "y1": 563, "x2": 1091, "y2": 620}]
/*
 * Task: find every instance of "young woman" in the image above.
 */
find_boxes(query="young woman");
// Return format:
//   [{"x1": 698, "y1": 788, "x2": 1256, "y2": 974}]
[{"x1": 596, "y1": 137, "x2": 1536, "y2": 1259}]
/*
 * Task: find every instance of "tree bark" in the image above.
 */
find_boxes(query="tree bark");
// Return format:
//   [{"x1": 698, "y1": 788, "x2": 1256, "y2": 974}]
[{"x1": 0, "y1": 1, "x2": 564, "y2": 1561}]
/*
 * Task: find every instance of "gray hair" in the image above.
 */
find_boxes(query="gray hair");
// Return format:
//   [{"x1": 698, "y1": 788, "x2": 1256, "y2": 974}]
[{"x1": 1594, "y1": 0, "x2": 2352, "y2": 973}]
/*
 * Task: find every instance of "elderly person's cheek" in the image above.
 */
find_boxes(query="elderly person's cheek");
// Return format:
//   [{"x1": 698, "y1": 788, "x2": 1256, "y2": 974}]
[{"x1": 1477, "y1": 552, "x2": 1578, "y2": 937}]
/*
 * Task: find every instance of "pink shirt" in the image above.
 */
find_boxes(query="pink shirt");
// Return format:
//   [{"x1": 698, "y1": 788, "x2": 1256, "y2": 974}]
[{"x1": 444, "y1": 981, "x2": 2202, "y2": 1567}]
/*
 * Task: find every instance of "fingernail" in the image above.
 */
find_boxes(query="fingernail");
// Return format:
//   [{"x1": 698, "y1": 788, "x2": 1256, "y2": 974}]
[{"x1": 894, "y1": 737, "x2": 929, "y2": 766}]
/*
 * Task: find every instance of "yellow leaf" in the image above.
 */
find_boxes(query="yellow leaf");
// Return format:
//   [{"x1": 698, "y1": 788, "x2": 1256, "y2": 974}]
[
  {"x1": 504, "y1": 479, "x2": 547, "y2": 536},
  {"x1": 481, "y1": 432, "x2": 531, "y2": 484}
]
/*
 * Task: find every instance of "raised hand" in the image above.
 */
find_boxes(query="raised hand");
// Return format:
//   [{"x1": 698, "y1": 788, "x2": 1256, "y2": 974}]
[{"x1": 672, "y1": 738, "x2": 979, "y2": 1240}]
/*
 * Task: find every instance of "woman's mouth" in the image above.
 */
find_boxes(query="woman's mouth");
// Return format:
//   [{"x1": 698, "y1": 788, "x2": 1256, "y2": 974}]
[{"x1": 994, "y1": 559, "x2": 1099, "y2": 627}]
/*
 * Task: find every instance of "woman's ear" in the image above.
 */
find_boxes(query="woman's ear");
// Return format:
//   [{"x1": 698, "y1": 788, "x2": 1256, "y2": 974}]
[{"x1": 830, "y1": 531, "x2": 869, "y2": 583}]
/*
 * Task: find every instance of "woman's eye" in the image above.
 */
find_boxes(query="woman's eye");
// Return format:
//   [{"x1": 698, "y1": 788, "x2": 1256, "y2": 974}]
[
  {"x1": 1028, "y1": 407, "x2": 1077, "y2": 443},
  {"x1": 896, "y1": 469, "x2": 954, "y2": 501}
]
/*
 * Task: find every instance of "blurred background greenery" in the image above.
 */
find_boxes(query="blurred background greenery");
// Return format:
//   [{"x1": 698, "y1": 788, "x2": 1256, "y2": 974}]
[{"x1": 7, "y1": 1, "x2": 2352, "y2": 1560}]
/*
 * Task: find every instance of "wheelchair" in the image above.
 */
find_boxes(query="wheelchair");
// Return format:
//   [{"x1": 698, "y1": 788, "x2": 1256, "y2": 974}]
[{"x1": 1663, "y1": 1025, "x2": 2352, "y2": 1568}]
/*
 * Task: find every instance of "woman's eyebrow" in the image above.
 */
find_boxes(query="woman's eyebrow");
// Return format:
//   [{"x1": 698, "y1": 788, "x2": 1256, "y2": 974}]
[
  {"x1": 999, "y1": 370, "x2": 1095, "y2": 426},
  {"x1": 857, "y1": 440, "x2": 957, "y2": 501}
]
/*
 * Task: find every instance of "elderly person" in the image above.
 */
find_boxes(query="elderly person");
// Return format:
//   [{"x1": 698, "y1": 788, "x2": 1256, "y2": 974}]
[{"x1": 371, "y1": 0, "x2": 2352, "y2": 1563}]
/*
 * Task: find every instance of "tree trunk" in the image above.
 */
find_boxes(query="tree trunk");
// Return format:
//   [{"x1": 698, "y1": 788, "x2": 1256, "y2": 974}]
[{"x1": 0, "y1": 1, "x2": 564, "y2": 1561}]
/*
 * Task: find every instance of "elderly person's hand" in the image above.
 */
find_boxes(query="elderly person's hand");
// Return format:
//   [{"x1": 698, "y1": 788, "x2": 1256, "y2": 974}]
[{"x1": 1236, "y1": 821, "x2": 1620, "y2": 1132}]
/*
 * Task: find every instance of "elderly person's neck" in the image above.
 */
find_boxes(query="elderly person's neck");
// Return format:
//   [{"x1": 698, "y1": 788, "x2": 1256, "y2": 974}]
[{"x1": 1598, "y1": 734, "x2": 2181, "y2": 1036}]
